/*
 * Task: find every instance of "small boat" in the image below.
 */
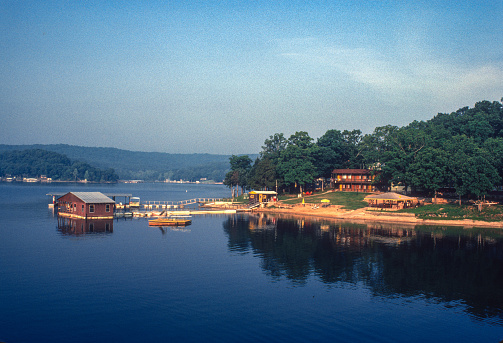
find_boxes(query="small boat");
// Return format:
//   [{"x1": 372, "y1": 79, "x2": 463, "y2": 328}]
[{"x1": 148, "y1": 218, "x2": 192, "y2": 227}]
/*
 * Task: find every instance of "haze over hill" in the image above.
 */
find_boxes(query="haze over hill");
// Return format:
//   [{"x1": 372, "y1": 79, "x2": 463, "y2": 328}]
[{"x1": 0, "y1": 144, "x2": 256, "y2": 181}]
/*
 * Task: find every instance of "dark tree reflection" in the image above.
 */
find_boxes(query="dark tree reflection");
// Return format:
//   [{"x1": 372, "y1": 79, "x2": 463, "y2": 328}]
[{"x1": 222, "y1": 214, "x2": 503, "y2": 322}]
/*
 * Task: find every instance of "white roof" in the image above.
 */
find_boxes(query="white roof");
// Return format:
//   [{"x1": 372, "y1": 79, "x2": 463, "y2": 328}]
[
  {"x1": 66, "y1": 192, "x2": 115, "y2": 204},
  {"x1": 249, "y1": 191, "x2": 277, "y2": 195}
]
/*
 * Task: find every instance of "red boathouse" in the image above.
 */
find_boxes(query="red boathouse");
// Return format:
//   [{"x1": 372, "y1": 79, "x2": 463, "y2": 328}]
[{"x1": 57, "y1": 192, "x2": 115, "y2": 219}]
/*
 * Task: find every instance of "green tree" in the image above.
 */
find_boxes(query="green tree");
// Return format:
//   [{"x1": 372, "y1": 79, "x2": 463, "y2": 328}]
[
  {"x1": 410, "y1": 147, "x2": 449, "y2": 202},
  {"x1": 248, "y1": 157, "x2": 278, "y2": 191},
  {"x1": 314, "y1": 129, "x2": 347, "y2": 178},
  {"x1": 277, "y1": 132, "x2": 316, "y2": 193},
  {"x1": 341, "y1": 129, "x2": 364, "y2": 168},
  {"x1": 362, "y1": 125, "x2": 426, "y2": 193},
  {"x1": 224, "y1": 155, "x2": 252, "y2": 197},
  {"x1": 483, "y1": 137, "x2": 503, "y2": 181},
  {"x1": 248, "y1": 133, "x2": 288, "y2": 192},
  {"x1": 445, "y1": 136, "x2": 500, "y2": 204},
  {"x1": 260, "y1": 133, "x2": 287, "y2": 159},
  {"x1": 287, "y1": 131, "x2": 313, "y2": 149}
]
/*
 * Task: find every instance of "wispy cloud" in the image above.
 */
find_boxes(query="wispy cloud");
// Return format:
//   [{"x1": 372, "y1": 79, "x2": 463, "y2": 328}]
[{"x1": 280, "y1": 38, "x2": 503, "y2": 103}]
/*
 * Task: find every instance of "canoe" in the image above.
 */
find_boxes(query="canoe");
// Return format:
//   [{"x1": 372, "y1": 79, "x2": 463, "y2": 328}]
[{"x1": 148, "y1": 218, "x2": 192, "y2": 226}]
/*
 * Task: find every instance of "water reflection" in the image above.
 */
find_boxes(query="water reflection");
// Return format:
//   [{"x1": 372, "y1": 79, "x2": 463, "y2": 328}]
[
  {"x1": 223, "y1": 213, "x2": 503, "y2": 323},
  {"x1": 156, "y1": 226, "x2": 191, "y2": 235},
  {"x1": 57, "y1": 217, "x2": 113, "y2": 236}
]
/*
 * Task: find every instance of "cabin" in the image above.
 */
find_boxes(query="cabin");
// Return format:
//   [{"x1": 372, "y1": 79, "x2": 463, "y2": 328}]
[
  {"x1": 249, "y1": 191, "x2": 277, "y2": 205},
  {"x1": 331, "y1": 169, "x2": 376, "y2": 192},
  {"x1": 56, "y1": 192, "x2": 115, "y2": 219}
]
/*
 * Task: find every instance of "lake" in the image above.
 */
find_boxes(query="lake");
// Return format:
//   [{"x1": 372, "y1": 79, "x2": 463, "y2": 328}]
[{"x1": 1, "y1": 182, "x2": 502, "y2": 342}]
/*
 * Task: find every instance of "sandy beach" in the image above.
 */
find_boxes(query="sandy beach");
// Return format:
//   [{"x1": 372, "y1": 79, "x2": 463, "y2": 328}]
[{"x1": 254, "y1": 204, "x2": 503, "y2": 229}]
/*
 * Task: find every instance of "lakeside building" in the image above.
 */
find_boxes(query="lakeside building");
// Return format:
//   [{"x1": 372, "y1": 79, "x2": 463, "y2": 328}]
[
  {"x1": 57, "y1": 192, "x2": 115, "y2": 219},
  {"x1": 249, "y1": 191, "x2": 278, "y2": 205},
  {"x1": 1, "y1": 175, "x2": 52, "y2": 182},
  {"x1": 331, "y1": 169, "x2": 376, "y2": 192}
]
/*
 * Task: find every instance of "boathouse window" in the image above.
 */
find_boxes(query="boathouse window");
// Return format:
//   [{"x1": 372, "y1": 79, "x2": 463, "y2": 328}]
[
  {"x1": 106, "y1": 204, "x2": 110, "y2": 212},
  {"x1": 89, "y1": 204, "x2": 95, "y2": 213},
  {"x1": 82, "y1": 205, "x2": 84, "y2": 213}
]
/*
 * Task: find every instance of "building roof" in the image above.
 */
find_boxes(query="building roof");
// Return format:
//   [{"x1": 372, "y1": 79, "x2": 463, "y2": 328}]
[
  {"x1": 364, "y1": 192, "x2": 417, "y2": 201},
  {"x1": 48, "y1": 192, "x2": 131, "y2": 197},
  {"x1": 61, "y1": 192, "x2": 115, "y2": 204},
  {"x1": 332, "y1": 169, "x2": 372, "y2": 174},
  {"x1": 249, "y1": 191, "x2": 278, "y2": 195}
]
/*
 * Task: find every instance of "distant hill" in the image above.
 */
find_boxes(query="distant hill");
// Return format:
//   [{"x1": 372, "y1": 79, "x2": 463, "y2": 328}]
[
  {"x1": 0, "y1": 144, "x2": 257, "y2": 181},
  {"x1": 0, "y1": 149, "x2": 119, "y2": 182}
]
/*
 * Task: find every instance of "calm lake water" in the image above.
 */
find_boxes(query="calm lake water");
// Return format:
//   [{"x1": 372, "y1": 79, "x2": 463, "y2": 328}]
[{"x1": 1, "y1": 182, "x2": 503, "y2": 342}]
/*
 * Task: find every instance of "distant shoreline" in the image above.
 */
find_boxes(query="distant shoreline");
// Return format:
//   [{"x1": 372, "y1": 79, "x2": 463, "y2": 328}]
[{"x1": 0, "y1": 179, "x2": 224, "y2": 185}]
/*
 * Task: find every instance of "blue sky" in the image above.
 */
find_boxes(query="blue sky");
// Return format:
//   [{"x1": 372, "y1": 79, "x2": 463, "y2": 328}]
[{"x1": 1, "y1": 1, "x2": 502, "y2": 154}]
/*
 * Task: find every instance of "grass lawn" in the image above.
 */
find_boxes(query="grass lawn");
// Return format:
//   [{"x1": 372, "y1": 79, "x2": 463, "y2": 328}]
[
  {"x1": 399, "y1": 203, "x2": 503, "y2": 222},
  {"x1": 279, "y1": 191, "x2": 369, "y2": 210}
]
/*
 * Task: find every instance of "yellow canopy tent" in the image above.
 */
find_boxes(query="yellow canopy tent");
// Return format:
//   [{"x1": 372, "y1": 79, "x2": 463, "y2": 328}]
[{"x1": 320, "y1": 199, "x2": 330, "y2": 207}]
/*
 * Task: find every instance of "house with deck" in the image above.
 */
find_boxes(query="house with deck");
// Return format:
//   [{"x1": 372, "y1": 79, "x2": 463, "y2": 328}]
[
  {"x1": 56, "y1": 192, "x2": 115, "y2": 219},
  {"x1": 331, "y1": 169, "x2": 376, "y2": 192}
]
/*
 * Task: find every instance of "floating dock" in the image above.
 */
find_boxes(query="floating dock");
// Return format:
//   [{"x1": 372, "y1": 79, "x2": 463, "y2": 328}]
[
  {"x1": 148, "y1": 218, "x2": 192, "y2": 227},
  {"x1": 131, "y1": 209, "x2": 240, "y2": 218}
]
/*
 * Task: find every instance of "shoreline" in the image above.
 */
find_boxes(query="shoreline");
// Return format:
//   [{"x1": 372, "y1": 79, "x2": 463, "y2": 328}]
[{"x1": 253, "y1": 205, "x2": 503, "y2": 229}]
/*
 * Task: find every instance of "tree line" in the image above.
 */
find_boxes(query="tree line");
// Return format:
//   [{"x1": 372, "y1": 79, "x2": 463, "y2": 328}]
[
  {"x1": 224, "y1": 99, "x2": 503, "y2": 201},
  {"x1": 0, "y1": 144, "x2": 234, "y2": 182},
  {"x1": 0, "y1": 149, "x2": 119, "y2": 182}
]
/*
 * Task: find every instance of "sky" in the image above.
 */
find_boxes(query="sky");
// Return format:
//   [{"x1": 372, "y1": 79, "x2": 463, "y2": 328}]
[{"x1": 1, "y1": 1, "x2": 502, "y2": 155}]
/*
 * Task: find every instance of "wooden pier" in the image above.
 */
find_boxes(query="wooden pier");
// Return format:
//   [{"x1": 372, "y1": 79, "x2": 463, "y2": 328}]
[
  {"x1": 115, "y1": 197, "x2": 248, "y2": 217},
  {"x1": 141, "y1": 198, "x2": 225, "y2": 209}
]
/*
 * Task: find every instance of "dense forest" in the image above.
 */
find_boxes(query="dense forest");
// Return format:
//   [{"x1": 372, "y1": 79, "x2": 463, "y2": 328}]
[
  {"x1": 0, "y1": 149, "x2": 119, "y2": 182},
  {"x1": 0, "y1": 144, "x2": 238, "y2": 182},
  {"x1": 225, "y1": 99, "x2": 503, "y2": 200}
]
